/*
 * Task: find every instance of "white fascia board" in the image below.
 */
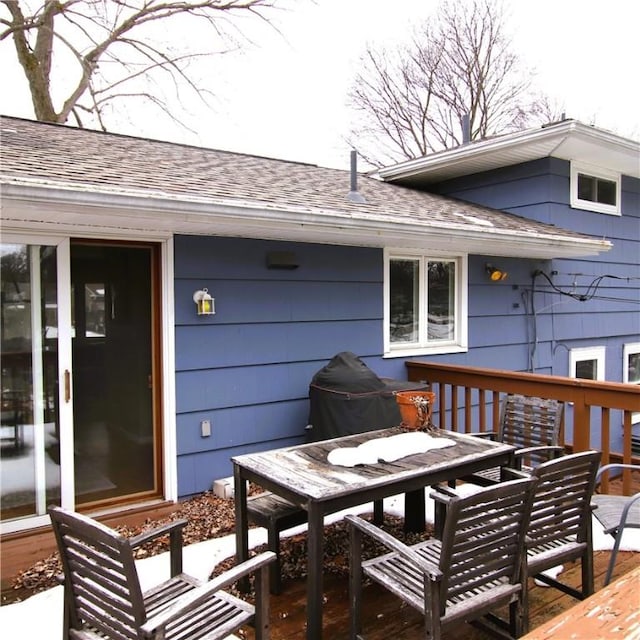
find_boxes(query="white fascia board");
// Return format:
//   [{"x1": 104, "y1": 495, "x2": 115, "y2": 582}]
[
  {"x1": 1, "y1": 179, "x2": 611, "y2": 259},
  {"x1": 378, "y1": 121, "x2": 640, "y2": 181}
]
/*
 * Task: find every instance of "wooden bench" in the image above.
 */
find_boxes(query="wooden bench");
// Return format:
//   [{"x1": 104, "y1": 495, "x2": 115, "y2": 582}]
[
  {"x1": 247, "y1": 492, "x2": 385, "y2": 594},
  {"x1": 247, "y1": 492, "x2": 309, "y2": 594}
]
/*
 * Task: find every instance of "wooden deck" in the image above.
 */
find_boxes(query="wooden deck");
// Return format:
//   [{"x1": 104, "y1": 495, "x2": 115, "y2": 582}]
[
  {"x1": 2, "y1": 473, "x2": 638, "y2": 638},
  {"x1": 245, "y1": 550, "x2": 640, "y2": 639}
]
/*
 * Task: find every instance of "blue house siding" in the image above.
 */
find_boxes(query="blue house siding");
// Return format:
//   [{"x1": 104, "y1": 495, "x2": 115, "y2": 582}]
[
  {"x1": 433, "y1": 160, "x2": 639, "y2": 374},
  {"x1": 431, "y1": 159, "x2": 639, "y2": 455},
  {"x1": 173, "y1": 234, "x2": 568, "y2": 492},
  {"x1": 171, "y1": 161, "x2": 637, "y2": 497},
  {"x1": 172, "y1": 235, "x2": 411, "y2": 496}
]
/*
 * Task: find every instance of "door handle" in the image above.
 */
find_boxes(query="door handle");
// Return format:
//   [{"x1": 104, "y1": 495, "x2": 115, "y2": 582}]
[{"x1": 64, "y1": 370, "x2": 71, "y2": 403}]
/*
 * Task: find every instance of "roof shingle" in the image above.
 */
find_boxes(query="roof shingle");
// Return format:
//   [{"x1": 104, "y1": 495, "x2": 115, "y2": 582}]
[{"x1": 0, "y1": 116, "x2": 609, "y2": 254}]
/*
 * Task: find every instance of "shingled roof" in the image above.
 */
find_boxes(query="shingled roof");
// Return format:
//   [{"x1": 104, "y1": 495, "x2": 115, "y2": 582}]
[{"x1": 0, "y1": 116, "x2": 611, "y2": 259}]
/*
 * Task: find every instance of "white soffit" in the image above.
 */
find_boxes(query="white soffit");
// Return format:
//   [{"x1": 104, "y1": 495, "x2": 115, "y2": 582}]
[{"x1": 378, "y1": 121, "x2": 640, "y2": 186}]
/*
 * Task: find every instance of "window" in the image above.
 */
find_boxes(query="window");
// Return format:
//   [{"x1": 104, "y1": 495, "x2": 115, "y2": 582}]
[
  {"x1": 569, "y1": 346, "x2": 605, "y2": 381},
  {"x1": 384, "y1": 251, "x2": 467, "y2": 357},
  {"x1": 623, "y1": 343, "x2": 640, "y2": 424},
  {"x1": 570, "y1": 163, "x2": 620, "y2": 215}
]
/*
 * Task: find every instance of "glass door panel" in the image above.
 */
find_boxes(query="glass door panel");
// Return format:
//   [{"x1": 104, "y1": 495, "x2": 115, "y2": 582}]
[
  {"x1": 1, "y1": 243, "x2": 61, "y2": 522},
  {"x1": 71, "y1": 243, "x2": 159, "y2": 507}
]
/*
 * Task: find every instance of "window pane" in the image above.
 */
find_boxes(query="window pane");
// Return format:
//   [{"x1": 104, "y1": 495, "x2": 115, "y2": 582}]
[
  {"x1": 390, "y1": 259, "x2": 419, "y2": 343},
  {"x1": 577, "y1": 174, "x2": 596, "y2": 201},
  {"x1": 84, "y1": 283, "x2": 105, "y2": 337},
  {"x1": 427, "y1": 261, "x2": 455, "y2": 341},
  {"x1": 576, "y1": 359, "x2": 597, "y2": 380},
  {"x1": 628, "y1": 353, "x2": 640, "y2": 384},
  {"x1": 596, "y1": 178, "x2": 616, "y2": 205}
]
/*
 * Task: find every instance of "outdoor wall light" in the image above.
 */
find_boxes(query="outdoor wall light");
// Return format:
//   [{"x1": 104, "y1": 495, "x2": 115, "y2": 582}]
[
  {"x1": 486, "y1": 264, "x2": 508, "y2": 281},
  {"x1": 193, "y1": 288, "x2": 215, "y2": 315}
]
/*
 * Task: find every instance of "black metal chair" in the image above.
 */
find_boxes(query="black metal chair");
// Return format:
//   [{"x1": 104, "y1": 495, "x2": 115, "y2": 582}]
[
  {"x1": 523, "y1": 450, "x2": 601, "y2": 607},
  {"x1": 592, "y1": 463, "x2": 640, "y2": 585},
  {"x1": 461, "y1": 394, "x2": 564, "y2": 486},
  {"x1": 49, "y1": 506, "x2": 276, "y2": 640},
  {"x1": 346, "y1": 477, "x2": 538, "y2": 640}
]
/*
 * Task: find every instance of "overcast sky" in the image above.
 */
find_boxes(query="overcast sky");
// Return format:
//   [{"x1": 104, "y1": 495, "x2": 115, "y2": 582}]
[{"x1": 1, "y1": 0, "x2": 639, "y2": 169}]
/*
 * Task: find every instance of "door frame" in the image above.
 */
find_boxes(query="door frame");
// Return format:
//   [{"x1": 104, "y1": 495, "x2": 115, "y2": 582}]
[{"x1": 0, "y1": 231, "x2": 177, "y2": 534}]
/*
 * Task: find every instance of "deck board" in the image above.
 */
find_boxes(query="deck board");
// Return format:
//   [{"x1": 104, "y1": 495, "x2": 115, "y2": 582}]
[{"x1": 242, "y1": 550, "x2": 639, "y2": 639}]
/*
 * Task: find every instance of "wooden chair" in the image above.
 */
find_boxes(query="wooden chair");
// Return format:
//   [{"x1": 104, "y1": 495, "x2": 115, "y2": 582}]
[
  {"x1": 462, "y1": 394, "x2": 564, "y2": 486},
  {"x1": 346, "y1": 477, "x2": 538, "y2": 640},
  {"x1": 49, "y1": 506, "x2": 276, "y2": 640},
  {"x1": 523, "y1": 450, "x2": 601, "y2": 606},
  {"x1": 592, "y1": 463, "x2": 640, "y2": 585}
]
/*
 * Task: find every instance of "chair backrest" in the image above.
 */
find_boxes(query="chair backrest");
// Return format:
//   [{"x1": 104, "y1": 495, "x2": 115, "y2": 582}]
[
  {"x1": 438, "y1": 477, "x2": 537, "y2": 604},
  {"x1": 499, "y1": 394, "x2": 563, "y2": 464},
  {"x1": 528, "y1": 450, "x2": 601, "y2": 549},
  {"x1": 49, "y1": 506, "x2": 146, "y2": 640}
]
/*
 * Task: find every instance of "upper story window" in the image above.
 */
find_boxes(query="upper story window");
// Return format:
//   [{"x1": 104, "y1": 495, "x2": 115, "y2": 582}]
[
  {"x1": 384, "y1": 250, "x2": 467, "y2": 357},
  {"x1": 570, "y1": 163, "x2": 621, "y2": 215},
  {"x1": 569, "y1": 346, "x2": 605, "y2": 381},
  {"x1": 623, "y1": 343, "x2": 640, "y2": 424}
]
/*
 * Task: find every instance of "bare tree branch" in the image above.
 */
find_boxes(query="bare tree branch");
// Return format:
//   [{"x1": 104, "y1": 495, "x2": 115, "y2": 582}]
[
  {"x1": 1, "y1": 0, "x2": 285, "y2": 128},
  {"x1": 348, "y1": 0, "x2": 556, "y2": 167}
]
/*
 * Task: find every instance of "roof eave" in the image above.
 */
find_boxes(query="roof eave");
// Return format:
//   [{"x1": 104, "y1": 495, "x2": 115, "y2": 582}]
[
  {"x1": 1, "y1": 180, "x2": 611, "y2": 260},
  {"x1": 377, "y1": 120, "x2": 640, "y2": 184}
]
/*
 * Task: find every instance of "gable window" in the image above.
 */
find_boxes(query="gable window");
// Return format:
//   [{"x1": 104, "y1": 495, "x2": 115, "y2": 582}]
[
  {"x1": 623, "y1": 343, "x2": 640, "y2": 424},
  {"x1": 569, "y1": 346, "x2": 605, "y2": 381},
  {"x1": 570, "y1": 163, "x2": 621, "y2": 215},
  {"x1": 384, "y1": 251, "x2": 467, "y2": 357}
]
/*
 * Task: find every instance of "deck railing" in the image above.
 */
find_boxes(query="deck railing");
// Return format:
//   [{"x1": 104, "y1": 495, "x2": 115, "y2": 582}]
[{"x1": 406, "y1": 361, "x2": 640, "y2": 494}]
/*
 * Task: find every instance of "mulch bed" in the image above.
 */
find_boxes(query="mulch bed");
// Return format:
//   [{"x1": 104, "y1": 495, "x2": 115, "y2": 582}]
[{"x1": 3, "y1": 490, "x2": 433, "y2": 605}]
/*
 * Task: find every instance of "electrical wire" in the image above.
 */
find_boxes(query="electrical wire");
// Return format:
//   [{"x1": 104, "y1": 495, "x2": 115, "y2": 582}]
[
  {"x1": 524, "y1": 270, "x2": 639, "y2": 373},
  {"x1": 532, "y1": 270, "x2": 636, "y2": 302}
]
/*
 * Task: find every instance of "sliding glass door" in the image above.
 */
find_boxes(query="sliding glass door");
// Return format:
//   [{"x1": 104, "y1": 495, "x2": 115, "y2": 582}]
[
  {"x1": 1, "y1": 239, "x2": 70, "y2": 527},
  {"x1": 1, "y1": 237, "x2": 162, "y2": 532}
]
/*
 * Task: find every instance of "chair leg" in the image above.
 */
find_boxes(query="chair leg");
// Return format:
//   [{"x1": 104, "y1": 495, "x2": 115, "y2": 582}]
[
  {"x1": 63, "y1": 583, "x2": 70, "y2": 640},
  {"x1": 349, "y1": 526, "x2": 363, "y2": 640},
  {"x1": 267, "y1": 524, "x2": 282, "y2": 595},
  {"x1": 254, "y1": 564, "x2": 271, "y2": 640},
  {"x1": 582, "y1": 517, "x2": 594, "y2": 597},
  {"x1": 605, "y1": 528, "x2": 624, "y2": 586},
  {"x1": 581, "y1": 549, "x2": 594, "y2": 597},
  {"x1": 373, "y1": 499, "x2": 383, "y2": 525},
  {"x1": 520, "y1": 564, "x2": 529, "y2": 637},
  {"x1": 509, "y1": 594, "x2": 525, "y2": 639}
]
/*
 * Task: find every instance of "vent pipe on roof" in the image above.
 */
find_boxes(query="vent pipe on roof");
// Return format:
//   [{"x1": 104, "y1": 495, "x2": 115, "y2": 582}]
[
  {"x1": 461, "y1": 113, "x2": 471, "y2": 144},
  {"x1": 348, "y1": 149, "x2": 366, "y2": 204}
]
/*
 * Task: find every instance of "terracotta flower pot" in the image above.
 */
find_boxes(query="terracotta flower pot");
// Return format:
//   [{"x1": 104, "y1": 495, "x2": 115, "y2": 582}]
[{"x1": 395, "y1": 391, "x2": 436, "y2": 430}]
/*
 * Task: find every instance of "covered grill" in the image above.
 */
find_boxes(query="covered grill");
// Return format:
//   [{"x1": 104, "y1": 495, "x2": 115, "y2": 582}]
[{"x1": 306, "y1": 351, "x2": 429, "y2": 442}]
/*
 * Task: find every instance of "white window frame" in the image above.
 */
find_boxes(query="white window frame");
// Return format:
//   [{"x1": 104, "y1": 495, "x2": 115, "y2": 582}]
[
  {"x1": 383, "y1": 249, "x2": 468, "y2": 358},
  {"x1": 569, "y1": 346, "x2": 606, "y2": 381},
  {"x1": 570, "y1": 162, "x2": 621, "y2": 216},
  {"x1": 623, "y1": 342, "x2": 640, "y2": 424}
]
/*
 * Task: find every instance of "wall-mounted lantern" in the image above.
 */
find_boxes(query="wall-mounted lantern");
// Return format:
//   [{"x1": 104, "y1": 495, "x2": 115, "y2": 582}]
[
  {"x1": 486, "y1": 264, "x2": 508, "y2": 281},
  {"x1": 193, "y1": 288, "x2": 215, "y2": 315}
]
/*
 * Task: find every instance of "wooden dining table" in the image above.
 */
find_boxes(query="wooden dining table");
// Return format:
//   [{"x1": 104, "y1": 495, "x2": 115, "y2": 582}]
[{"x1": 232, "y1": 426, "x2": 516, "y2": 640}]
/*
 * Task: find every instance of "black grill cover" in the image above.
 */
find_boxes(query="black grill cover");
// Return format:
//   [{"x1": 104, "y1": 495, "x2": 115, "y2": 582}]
[{"x1": 307, "y1": 351, "x2": 428, "y2": 442}]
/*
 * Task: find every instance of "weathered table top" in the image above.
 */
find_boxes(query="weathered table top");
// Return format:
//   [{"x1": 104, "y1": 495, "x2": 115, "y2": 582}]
[
  {"x1": 522, "y1": 565, "x2": 640, "y2": 639},
  {"x1": 232, "y1": 426, "x2": 514, "y2": 503}
]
